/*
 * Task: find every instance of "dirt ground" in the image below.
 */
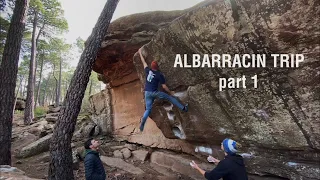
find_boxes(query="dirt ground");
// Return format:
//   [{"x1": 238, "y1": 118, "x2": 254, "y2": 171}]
[
  {"x1": 9, "y1": 113, "x2": 287, "y2": 180},
  {"x1": 10, "y1": 113, "x2": 193, "y2": 180},
  {"x1": 11, "y1": 147, "x2": 192, "y2": 180}
]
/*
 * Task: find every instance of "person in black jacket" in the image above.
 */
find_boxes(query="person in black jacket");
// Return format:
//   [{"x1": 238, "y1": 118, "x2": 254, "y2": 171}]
[
  {"x1": 84, "y1": 138, "x2": 106, "y2": 180},
  {"x1": 190, "y1": 138, "x2": 248, "y2": 180}
]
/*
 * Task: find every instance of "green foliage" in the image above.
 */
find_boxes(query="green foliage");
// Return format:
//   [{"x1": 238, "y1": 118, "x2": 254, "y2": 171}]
[
  {"x1": 27, "y1": 0, "x2": 68, "y2": 40},
  {"x1": 14, "y1": 110, "x2": 24, "y2": 115},
  {"x1": 80, "y1": 72, "x2": 102, "y2": 113},
  {"x1": 29, "y1": 0, "x2": 44, "y2": 13},
  {"x1": 21, "y1": 30, "x2": 32, "y2": 54},
  {"x1": 46, "y1": 38, "x2": 71, "y2": 70},
  {"x1": 17, "y1": 56, "x2": 30, "y2": 85},
  {"x1": 42, "y1": 0, "x2": 68, "y2": 35},
  {"x1": 0, "y1": 16, "x2": 10, "y2": 60},
  {"x1": 75, "y1": 37, "x2": 85, "y2": 53},
  {"x1": 34, "y1": 106, "x2": 48, "y2": 117}
]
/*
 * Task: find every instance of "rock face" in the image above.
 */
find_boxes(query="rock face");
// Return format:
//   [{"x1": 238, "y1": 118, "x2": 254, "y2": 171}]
[
  {"x1": 15, "y1": 98, "x2": 26, "y2": 111},
  {"x1": 121, "y1": 148, "x2": 132, "y2": 159},
  {"x1": 150, "y1": 151, "x2": 212, "y2": 180},
  {"x1": 132, "y1": 150, "x2": 149, "y2": 161},
  {"x1": 93, "y1": 0, "x2": 320, "y2": 179},
  {"x1": 89, "y1": 89, "x2": 112, "y2": 135},
  {"x1": 93, "y1": 10, "x2": 187, "y2": 86},
  {"x1": 73, "y1": 115, "x2": 100, "y2": 139},
  {"x1": 90, "y1": 82, "x2": 195, "y2": 154},
  {"x1": 0, "y1": 165, "x2": 41, "y2": 180},
  {"x1": 100, "y1": 156, "x2": 144, "y2": 175},
  {"x1": 17, "y1": 134, "x2": 53, "y2": 158}
]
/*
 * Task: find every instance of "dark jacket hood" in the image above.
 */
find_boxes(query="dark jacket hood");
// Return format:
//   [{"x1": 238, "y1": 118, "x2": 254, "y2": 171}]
[{"x1": 225, "y1": 154, "x2": 245, "y2": 166}]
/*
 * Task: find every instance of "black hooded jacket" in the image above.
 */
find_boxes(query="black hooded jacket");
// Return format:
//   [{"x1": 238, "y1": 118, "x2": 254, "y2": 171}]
[
  {"x1": 84, "y1": 150, "x2": 106, "y2": 180},
  {"x1": 204, "y1": 154, "x2": 248, "y2": 180}
]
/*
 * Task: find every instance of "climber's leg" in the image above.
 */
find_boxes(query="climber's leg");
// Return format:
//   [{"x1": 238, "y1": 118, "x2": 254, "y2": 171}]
[
  {"x1": 140, "y1": 91, "x2": 155, "y2": 132},
  {"x1": 155, "y1": 91, "x2": 188, "y2": 112}
]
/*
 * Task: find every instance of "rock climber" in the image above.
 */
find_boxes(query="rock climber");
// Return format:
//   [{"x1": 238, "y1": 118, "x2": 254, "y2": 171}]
[
  {"x1": 137, "y1": 46, "x2": 188, "y2": 132},
  {"x1": 190, "y1": 138, "x2": 248, "y2": 180},
  {"x1": 84, "y1": 138, "x2": 106, "y2": 180}
]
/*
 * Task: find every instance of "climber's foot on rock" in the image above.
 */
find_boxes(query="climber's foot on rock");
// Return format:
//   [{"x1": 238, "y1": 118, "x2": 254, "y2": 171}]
[
  {"x1": 132, "y1": 127, "x2": 142, "y2": 135},
  {"x1": 132, "y1": 118, "x2": 144, "y2": 135},
  {"x1": 183, "y1": 103, "x2": 189, "y2": 112}
]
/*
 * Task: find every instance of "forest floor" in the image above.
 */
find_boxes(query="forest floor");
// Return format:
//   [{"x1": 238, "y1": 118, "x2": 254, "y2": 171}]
[
  {"x1": 7, "y1": 113, "x2": 287, "y2": 180},
  {"x1": 9, "y1": 113, "x2": 193, "y2": 180}
]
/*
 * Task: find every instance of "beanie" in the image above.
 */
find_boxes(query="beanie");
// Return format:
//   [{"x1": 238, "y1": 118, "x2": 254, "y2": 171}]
[
  {"x1": 151, "y1": 61, "x2": 159, "y2": 70},
  {"x1": 222, "y1": 138, "x2": 238, "y2": 155}
]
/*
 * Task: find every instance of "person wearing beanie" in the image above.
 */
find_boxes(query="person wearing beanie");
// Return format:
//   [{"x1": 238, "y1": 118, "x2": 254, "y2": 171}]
[
  {"x1": 137, "y1": 46, "x2": 189, "y2": 132},
  {"x1": 190, "y1": 138, "x2": 248, "y2": 180}
]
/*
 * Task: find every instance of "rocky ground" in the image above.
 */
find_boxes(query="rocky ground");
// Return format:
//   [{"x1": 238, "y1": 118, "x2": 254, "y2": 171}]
[
  {"x1": 1, "y1": 111, "x2": 287, "y2": 180},
  {"x1": 3, "y1": 112, "x2": 195, "y2": 180}
]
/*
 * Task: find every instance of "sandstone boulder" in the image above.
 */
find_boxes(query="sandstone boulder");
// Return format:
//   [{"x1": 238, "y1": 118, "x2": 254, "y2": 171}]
[
  {"x1": 113, "y1": 150, "x2": 124, "y2": 159},
  {"x1": 17, "y1": 134, "x2": 52, "y2": 158},
  {"x1": 100, "y1": 156, "x2": 144, "y2": 175},
  {"x1": 89, "y1": 90, "x2": 113, "y2": 135},
  {"x1": 72, "y1": 150, "x2": 80, "y2": 170},
  {"x1": 0, "y1": 165, "x2": 41, "y2": 180},
  {"x1": 27, "y1": 127, "x2": 40, "y2": 136},
  {"x1": 15, "y1": 98, "x2": 25, "y2": 111},
  {"x1": 93, "y1": 0, "x2": 320, "y2": 179},
  {"x1": 120, "y1": 148, "x2": 132, "y2": 159},
  {"x1": 47, "y1": 106, "x2": 61, "y2": 113},
  {"x1": 45, "y1": 114, "x2": 58, "y2": 123},
  {"x1": 75, "y1": 146, "x2": 86, "y2": 160},
  {"x1": 124, "y1": 143, "x2": 137, "y2": 151},
  {"x1": 110, "y1": 145, "x2": 125, "y2": 150},
  {"x1": 150, "y1": 151, "x2": 212, "y2": 180},
  {"x1": 73, "y1": 116, "x2": 99, "y2": 139},
  {"x1": 132, "y1": 150, "x2": 149, "y2": 161}
]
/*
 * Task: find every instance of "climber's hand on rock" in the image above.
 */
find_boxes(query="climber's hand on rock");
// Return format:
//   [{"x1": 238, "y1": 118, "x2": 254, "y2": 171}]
[
  {"x1": 170, "y1": 91, "x2": 175, "y2": 96},
  {"x1": 139, "y1": 46, "x2": 148, "y2": 56},
  {"x1": 207, "y1": 156, "x2": 220, "y2": 164},
  {"x1": 190, "y1": 160, "x2": 199, "y2": 169}
]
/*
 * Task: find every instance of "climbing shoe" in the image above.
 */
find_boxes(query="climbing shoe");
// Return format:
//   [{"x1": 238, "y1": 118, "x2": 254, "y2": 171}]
[{"x1": 183, "y1": 103, "x2": 189, "y2": 112}]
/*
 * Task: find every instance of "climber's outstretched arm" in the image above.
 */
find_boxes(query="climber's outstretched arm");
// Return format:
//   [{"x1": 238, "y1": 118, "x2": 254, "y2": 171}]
[{"x1": 138, "y1": 48, "x2": 148, "y2": 69}]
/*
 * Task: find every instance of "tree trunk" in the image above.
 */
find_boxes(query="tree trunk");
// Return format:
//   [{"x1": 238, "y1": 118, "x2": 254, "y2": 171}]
[
  {"x1": 56, "y1": 57, "x2": 62, "y2": 107},
  {"x1": 24, "y1": 11, "x2": 38, "y2": 124},
  {"x1": 0, "y1": 0, "x2": 29, "y2": 165},
  {"x1": 19, "y1": 76, "x2": 25, "y2": 97},
  {"x1": 61, "y1": 79, "x2": 68, "y2": 106},
  {"x1": 63, "y1": 79, "x2": 69, "y2": 105},
  {"x1": 13, "y1": 77, "x2": 23, "y2": 114},
  {"x1": 35, "y1": 53, "x2": 44, "y2": 108},
  {"x1": 43, "y1": 71, "x2": 52, "y2": 106},
  {"x1": 48, "y1": 0, "x2": 119, "y2": 179},
  {"x1": 33, "y1": 24, "x2": 44, "y2": 107},
  {"x1": 50, "y1": 91, "x2": 55, "y2": 105},
  {"x1": 22, "y1": 77, "x2": 27, "y2": 97},
  {"x1": 52, "y1": 64, "x2": 58, "y2": 107}
]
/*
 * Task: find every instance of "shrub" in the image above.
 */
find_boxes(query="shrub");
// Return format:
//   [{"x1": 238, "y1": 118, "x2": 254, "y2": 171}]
[{"x1": 35, "y1": 106, "x2": 48, "y2": 117}]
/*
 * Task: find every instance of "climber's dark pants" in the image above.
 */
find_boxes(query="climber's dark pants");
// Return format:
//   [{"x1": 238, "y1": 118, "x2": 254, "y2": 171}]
[{"x1": 140, "y1": 91, "x2": 184, "y2": 131}]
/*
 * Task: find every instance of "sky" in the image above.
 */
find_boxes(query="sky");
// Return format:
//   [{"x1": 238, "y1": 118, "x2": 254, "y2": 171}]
[
  {"x1": 57, "y1": 0, "x2": 203, "y2": 88},
  {"x1": 59, "y1": 0, "x2": 204, "y2": 67},
  {"x1": 60, "y1": 0, "x2": 203, "y2": 45}
]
